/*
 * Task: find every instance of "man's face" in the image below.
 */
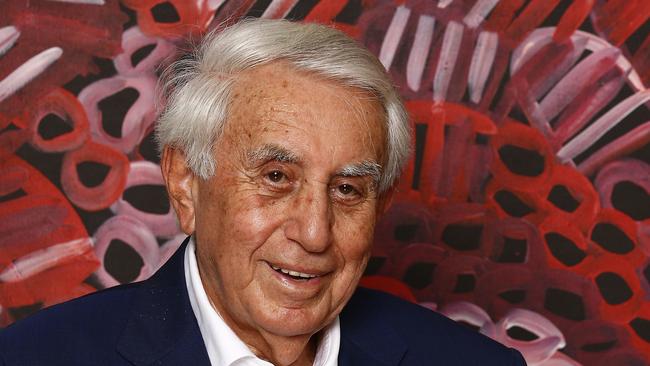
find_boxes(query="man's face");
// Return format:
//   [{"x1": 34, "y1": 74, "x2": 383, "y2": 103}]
[{"x1": 184, "y1": 63, "x2": 387, "y2": 339}]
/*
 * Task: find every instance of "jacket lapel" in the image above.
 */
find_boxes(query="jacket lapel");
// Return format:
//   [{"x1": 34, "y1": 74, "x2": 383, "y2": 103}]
[
  {"x1": 338, "y1": 290, "x2": 409, "y2": 366},
  {"x1": 338, "y1": 333, "x2": 408, "y2": 366},
  {"x1": 116, "y1": 237, "x2": 211, "y2": 366}
]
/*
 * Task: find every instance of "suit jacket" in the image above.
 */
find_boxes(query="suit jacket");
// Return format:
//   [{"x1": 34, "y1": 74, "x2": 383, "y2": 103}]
[{"x1": 0, "y1": 240, "x2": 526, "y2": 365}]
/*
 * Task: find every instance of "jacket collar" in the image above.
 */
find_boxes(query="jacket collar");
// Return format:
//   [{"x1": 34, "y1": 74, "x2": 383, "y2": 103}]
[
  {"x1": 338, "y1": 331, "x2": 408, "y2": 366},
  {"x1": 337, "y1": 288, "x2": 409, "y2": 366},
  {"x1": 116, "y1": 237, "x2": 211, "y2": 366}
]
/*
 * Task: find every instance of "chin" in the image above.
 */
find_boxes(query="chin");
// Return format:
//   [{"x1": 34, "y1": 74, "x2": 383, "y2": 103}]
[{"x1": 255, "y1": 305, "x2": 332, "y2": 337}]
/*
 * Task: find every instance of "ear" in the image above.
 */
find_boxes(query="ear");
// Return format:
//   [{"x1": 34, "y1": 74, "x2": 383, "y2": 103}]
[{"x1": 161, "y1": 146, "x2": 197, "y2": 235}]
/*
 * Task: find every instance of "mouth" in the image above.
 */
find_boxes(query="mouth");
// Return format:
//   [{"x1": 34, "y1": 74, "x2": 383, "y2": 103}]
[{"x1": 268, "y1": 263, "x2": 320, "y2": 281}]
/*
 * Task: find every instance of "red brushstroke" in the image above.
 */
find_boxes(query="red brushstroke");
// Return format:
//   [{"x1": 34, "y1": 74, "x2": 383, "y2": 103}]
[
  {"x1": 28, "y1": 88, "x2": 89, "y2": 153},
  {"x1": 0, "y1": 0, "x2": 125, "y2": 118},
  {"x1": 60, "y1": 141, "x2": 129, "y2": 211},
  {"x1": 0, "y1": 156, "x2": 97, "y2": 324}
]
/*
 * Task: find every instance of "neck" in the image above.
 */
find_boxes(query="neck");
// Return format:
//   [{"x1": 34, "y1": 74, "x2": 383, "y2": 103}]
[
  {"x1": 198, "y1": 264, "x2": 319, "y2": 366},
  {"x1": 213, "y1": 295, "x2": 318, "y2": 365},
  {"x1": 248, "y1": 334, "x2": 318, "y2": 366}
]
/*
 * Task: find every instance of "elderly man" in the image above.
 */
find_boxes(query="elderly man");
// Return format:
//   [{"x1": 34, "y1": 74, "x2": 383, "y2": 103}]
[{"x1": 0, "y1": 19, "x2": 526, "y2": 365}]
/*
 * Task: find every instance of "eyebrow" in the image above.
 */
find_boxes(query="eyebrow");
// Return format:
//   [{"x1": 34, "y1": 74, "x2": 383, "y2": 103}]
[
  {"x1": 246, "y1": 144, "x2": 300, "y2": 166},
  {"x1": 337, "y1": 160, "x2": 382, "y2": 188},
  {"x1": 246, "y1": 144, "x2": 382, "y2": 187}
]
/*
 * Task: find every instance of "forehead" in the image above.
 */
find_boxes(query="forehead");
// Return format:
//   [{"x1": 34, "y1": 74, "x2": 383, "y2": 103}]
[{"x1": 222, "y1": 62, "x2": 386, "y2": 163}]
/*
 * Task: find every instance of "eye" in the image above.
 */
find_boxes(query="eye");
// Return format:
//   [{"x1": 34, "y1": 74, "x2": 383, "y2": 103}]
[
  {"x1": 260, "y1": 168, "x2": 293, "y2": 193},
  {"x1": 332, "y1": 183, "x2": 364, "y2": 204},
  {"x1": 338, "y1": 183, "x2": 356, "y2": 195},
  {"x1": 330, "y1": 182, "x2": 364, "y2": 206},
  {"x1": 267, "y1": 170, "x2": 285, "y2": 183}
]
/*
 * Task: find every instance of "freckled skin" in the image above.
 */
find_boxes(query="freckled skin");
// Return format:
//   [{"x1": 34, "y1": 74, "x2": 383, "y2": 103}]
[{"x1": 162, "y1": 62, "x2": 390, "y2": 366}]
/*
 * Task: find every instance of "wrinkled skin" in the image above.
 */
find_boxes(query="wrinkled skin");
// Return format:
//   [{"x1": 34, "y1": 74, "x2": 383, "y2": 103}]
[{"x1": 162, "y1": 62, "x2": 392, "y2": 366}]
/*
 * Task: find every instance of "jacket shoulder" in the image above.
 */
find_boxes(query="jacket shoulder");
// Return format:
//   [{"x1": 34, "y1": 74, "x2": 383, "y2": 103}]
[
  {"x1": 341, "y1": 287, "x2": 526, "y2": 365},
  {"x1": 0, "y1": 282, "x2": 141, "y2": 365}
]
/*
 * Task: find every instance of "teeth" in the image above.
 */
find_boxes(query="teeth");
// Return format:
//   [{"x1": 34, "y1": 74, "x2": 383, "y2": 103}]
[{"x1": 270, "y1": 264, "x2": 317, "y2": 279}]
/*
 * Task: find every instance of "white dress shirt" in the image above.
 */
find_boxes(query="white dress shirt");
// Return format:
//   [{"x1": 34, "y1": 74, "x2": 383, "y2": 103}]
[{"x1": 184, "y1": 238, "x2": 341, "y2": 366}]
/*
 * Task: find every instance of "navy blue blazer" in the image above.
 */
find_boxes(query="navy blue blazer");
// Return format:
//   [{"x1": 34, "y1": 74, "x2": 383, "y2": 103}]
[{"x1": 0, "y1": 240, "x2": 526, "y2": 365}]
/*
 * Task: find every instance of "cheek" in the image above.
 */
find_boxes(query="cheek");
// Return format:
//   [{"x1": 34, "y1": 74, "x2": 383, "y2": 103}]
[
  {"x1": 241, "y1": 189, "x2": 293, "y2": 228},
  {"x1": 336, "y1": 210, "x2": 377, "y2": 266},
  {"x1": 328, "y1": 214, "x2": 376, "y2": 312},
  {"x1": 212, "y1": 193, "x2": 289, "y2": 254}
]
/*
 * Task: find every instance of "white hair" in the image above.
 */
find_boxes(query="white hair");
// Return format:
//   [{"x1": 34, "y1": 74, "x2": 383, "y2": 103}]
[{"x1": 156, "y1": 18, "x2": 411, "y2": 193}]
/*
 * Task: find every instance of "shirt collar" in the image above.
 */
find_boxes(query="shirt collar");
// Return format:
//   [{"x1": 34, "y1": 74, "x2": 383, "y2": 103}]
[{"x1": 184, "y1": 237, "x2": 340, "y2": 366}]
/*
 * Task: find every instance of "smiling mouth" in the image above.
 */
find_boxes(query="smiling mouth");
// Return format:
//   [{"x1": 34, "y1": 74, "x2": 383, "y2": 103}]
[{"x1": 270, "y1": 264, "x2": 318, "y2": 281}]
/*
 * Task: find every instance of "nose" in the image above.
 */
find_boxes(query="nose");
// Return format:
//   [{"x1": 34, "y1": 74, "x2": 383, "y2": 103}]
[{"x1": 284, "y1": 186, "x2": 332, "y2": 253}]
